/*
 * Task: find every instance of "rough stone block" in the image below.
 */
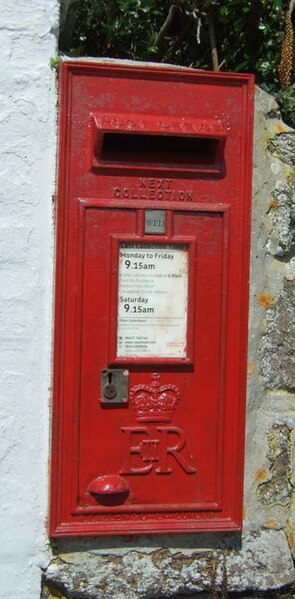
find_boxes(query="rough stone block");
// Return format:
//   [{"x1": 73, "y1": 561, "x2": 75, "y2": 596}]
[
  {"x1": 261, "y1": 281, "x2": 295, "y2": 391},
  {"x1": 43, "y1": 530, "x2": 294, "y2": 598}
]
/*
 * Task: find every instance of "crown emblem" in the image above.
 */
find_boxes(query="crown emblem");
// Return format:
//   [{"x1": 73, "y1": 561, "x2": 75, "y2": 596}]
[{"x1": 130, "y1": 373, "x2": 180, "y2": 423}]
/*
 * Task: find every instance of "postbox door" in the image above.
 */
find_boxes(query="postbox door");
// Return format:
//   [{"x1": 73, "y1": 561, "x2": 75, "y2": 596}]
[{"x1": 62, "y1": 198, "x2": 231, "y2": 530}]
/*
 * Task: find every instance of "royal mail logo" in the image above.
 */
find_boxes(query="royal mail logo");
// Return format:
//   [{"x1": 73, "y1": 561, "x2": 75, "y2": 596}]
[{"x1": 130, "y1": 372, "x2": 180, "y2": 423}]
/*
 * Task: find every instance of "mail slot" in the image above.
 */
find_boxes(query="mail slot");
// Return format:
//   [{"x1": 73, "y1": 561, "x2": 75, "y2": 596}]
[
  {"x1": 92, "y1": 113, "x2": 226, "y2": 173},
  {"x1": 50, "y1": 61, "x2": 254, "y2": 537}
]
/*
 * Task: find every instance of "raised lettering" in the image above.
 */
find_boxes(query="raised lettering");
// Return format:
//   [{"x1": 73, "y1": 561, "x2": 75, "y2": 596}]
[
  {"x1": 120, "y1": 427, "x2": 153, "y2": 475},
  {"x1": 120, "y1": 426, "x2": 197, "y2": 476},
  {"x1": 156, "y1": 426, "x2": 197, "y2": 474},
  {"x1": 112, "y1": 183, "x2": 193, "y2": 202}
]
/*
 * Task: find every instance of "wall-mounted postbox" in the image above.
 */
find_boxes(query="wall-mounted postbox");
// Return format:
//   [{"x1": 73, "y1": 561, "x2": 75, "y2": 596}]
[{"x1": 50, "y1": 61, "x2": 254, "y2": 537}]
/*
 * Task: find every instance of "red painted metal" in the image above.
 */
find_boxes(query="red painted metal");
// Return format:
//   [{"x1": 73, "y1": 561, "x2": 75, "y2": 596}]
[{"x1": 50, "y1": 60, "x2": 254, "y2": 537}]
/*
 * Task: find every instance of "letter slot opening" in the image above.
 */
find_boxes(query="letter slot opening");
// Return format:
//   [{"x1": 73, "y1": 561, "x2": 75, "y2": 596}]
[{"x1": 94, "y1": 132, "x2": 225, "y2": 173}]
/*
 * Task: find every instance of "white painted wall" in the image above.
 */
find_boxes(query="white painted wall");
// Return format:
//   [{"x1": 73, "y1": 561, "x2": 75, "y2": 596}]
[{"x1": 0, "y1": 1, "x2": 59, "y2": 596}]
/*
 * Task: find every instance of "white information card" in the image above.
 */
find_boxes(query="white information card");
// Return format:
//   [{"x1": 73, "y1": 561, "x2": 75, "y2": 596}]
[{"x1": 117, "y1": 243, "x2": 188, "y2": 358}]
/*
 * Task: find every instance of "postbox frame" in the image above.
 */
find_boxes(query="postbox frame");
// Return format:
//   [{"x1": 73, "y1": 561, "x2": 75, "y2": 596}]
[{"x1": 50, "y1": 60, "x2": 254, "y2": 537}]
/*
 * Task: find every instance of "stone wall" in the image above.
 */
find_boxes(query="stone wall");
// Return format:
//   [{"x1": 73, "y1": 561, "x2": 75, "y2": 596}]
[{"x1": 42, "y1": 85, "x2": 295, "y2": 597}]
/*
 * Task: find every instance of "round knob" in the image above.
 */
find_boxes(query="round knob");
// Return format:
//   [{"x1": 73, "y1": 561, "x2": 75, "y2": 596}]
[{"x1": 87, "y1": 474, "x2": 130, "y2": 506}]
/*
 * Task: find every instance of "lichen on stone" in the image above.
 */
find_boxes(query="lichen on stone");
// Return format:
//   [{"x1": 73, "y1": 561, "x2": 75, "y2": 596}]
[
  {"x1": 266, "y1": 180, "x2": 295, "y2": 257},
  {"x1": 261, "y1": 280, "x2": 295, "y2": 391},
  {"x1": 257, "y1": 424, "x2": 292, "y2": 507},
  {"x1": 268, "y1": 133, "x2": 295, "y2": 166}
]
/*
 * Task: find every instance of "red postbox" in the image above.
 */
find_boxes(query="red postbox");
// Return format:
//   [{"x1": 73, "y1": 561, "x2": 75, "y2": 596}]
[{"x1": 50, "y1": 61, "x2": 254, "y2": 536}]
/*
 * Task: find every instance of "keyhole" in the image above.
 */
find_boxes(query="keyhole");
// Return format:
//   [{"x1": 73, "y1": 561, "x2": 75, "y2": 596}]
[{"x1": 103, "y1": 370, "x2": 117, "y2": 399}]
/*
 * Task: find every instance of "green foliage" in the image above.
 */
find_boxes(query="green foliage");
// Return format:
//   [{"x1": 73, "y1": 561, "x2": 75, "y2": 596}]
[
  {"x1": 49, "y1": 55, "x2": 62, "y2": 70},
  {"x1": 274, "y1": 83, "x2": 295, "y2": 125},
  {"x1": 61, "y1": 0, "x2": 295, "y2": 127}
]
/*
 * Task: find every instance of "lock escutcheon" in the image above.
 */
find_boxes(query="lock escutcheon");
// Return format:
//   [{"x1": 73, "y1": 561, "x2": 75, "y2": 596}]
[{"x1": 100, "y1": 368, "x2": 129, "y2": 404}]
